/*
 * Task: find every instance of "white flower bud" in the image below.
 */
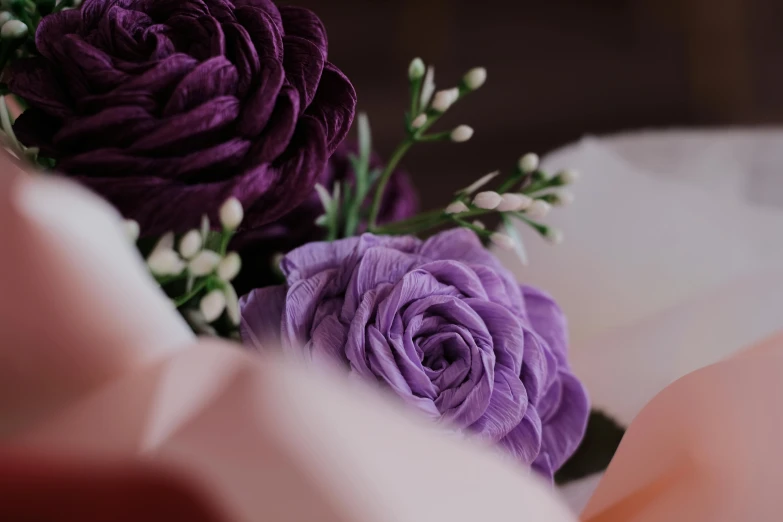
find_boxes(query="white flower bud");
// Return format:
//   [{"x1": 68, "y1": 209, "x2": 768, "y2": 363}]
[
  {"x1": 408, "y1": 57, "x2": 425, "y2": 80},
  {"x1": 445, "y1": 201, "x2": 469, "y2": 214},
  {"x1": 419, "y1": 66, "x2": 436, "y2": 109},
  {"x1": 219, "y1": 197, "x2": 243, "y2": 230},
  {"x1": 217, "y1": 252, "x2": 242, "y2": 282},
  {"x1": 518, "y1": 153, "x2": 540, "y2": 173},
  {"x1": 188, "y1": 250, "x2": 221, "y2": 276},
  {"x1": 0, "y1": 12, "x2": 14, "y2": 26},
  {"x1": 431, "y1": 88, "x2": 459, "y2": 112},
  {"x1": 147, "y1": 249, "x2": 185, "y2": 276},
  {"x1": 450, "y1": 125, "x2": 474, "y2": 143},
  {"x1": 200, "y1": 289, "x2": 227, "y2": 323},
  {"x1": 472, "y1": 220, "x2": 486, "y2": 230},
  {"x1": 473, "y1": 191, "x2": 503, "y2": 210},
  {"x1": 526, "y1": 199, "x2": 552, "y2": 220},
  {"x1": 122, "y1": 219, "x2": 140, "y2": 242},
  {"x1": 179, "y1": 230, "x2": 203, "y2": 259},
  {"x1": 545, "y1": 228, "x2": 564, "y2": 245},
  {"x1": 556, "y1": 191, "x2": 575, "y2": 206},
  {"x1": 463, "y1": 67, "x2": 487, "y2": 90},
  {"x1": 1, "y1": 19, "x2": 26, "y2": 40},
  {"x1": 314, "y1": 214, "x2": 328, "y2": 226},
  {"x1": 497, "y1": 193, "x2": 533, "y2": 212},
  {"x1": 411, "y1": 113, "x2": 428, "y2": 129},
  {"x1": 490, "y1": 233, "x2": 515, "y2": 250},
  {"x1": 224, "y1": 284, "x2": 241, "y2": 326},
  {"x1": 457, "y1": 171, "x2": 499, "y2": 195},
  {"x1": 558, "y1": 169, "x2": 581, "y2": 184}
]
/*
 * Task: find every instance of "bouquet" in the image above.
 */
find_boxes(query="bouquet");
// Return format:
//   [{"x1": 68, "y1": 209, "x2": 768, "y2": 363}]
[{"x1": 0, "y1": 0, "x2": 601, "y2": 484}]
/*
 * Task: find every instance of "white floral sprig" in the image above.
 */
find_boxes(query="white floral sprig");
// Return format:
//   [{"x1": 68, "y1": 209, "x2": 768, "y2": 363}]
[
  {"x1": 373, "y1": 151, "x2": 579, "y2": 264},
  {"x1": 130, "y1": 197, "x2": 244, "y2": 336}
]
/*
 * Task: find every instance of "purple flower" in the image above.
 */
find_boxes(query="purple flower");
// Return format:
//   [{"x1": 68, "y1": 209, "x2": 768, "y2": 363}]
[
  {"x1": 231, "y1": 140, "x2": 418, "y2": 293},
  {"x1": 9, "y1": 0, "x2": 356, "y2": 236},
  {"x1": 240, "y1": 229, "x2": 589, "y2": 477}
]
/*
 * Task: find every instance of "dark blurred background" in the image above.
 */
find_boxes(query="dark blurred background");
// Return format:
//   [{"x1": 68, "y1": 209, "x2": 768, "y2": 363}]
[{"x1": 296, "y1": 0, "x2": 783, "y2": 210}]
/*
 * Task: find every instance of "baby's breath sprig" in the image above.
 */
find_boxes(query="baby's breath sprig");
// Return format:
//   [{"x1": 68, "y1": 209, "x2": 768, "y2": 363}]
[
  {"x1": 362, "y1": 58, "x2": 487, "y2": 231},
  {"x1": 133, "y1": 197, "x2": 245, "y2": 337},
  {"x1": 373, "y1": 152, "x2": 580, "y2": 264}
]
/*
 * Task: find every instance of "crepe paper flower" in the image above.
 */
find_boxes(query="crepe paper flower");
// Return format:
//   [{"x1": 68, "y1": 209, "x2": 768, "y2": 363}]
[
  {"x1": 239, "y1": 229, "x2": 590, "y2": 478},
  {"x1": 230, "y1": 140, "x2": 418, "y2": 294},
  {"x1": 8, "y1": 0, "x2": 356, "y2": 236}
]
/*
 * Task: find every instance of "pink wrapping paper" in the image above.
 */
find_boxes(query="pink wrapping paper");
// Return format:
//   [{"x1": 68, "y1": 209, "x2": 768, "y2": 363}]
[{"x1": 2, "y1": 153, "x2": 783, "y2": 521}]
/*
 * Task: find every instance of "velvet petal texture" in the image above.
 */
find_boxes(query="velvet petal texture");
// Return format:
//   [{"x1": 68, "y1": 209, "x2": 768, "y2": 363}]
[
  {"x1": 240, "y1": 229, "x2": 590, "y2": 479},
  {"x1": 10, "y1": 0, "x2": 356, "y2": 236}
]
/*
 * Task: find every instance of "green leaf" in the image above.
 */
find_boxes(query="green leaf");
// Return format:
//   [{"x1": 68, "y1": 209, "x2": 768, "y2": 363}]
[
  {"x1": 555, "y1": 410, "x2": 626, "y2": 485},
  {"x1": 501, "y1": 214, "x2": 528, "y2": 266}
]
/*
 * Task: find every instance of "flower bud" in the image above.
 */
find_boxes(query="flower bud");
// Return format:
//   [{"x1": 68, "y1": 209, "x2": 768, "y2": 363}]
[
  {"x1": 0, "y1": 19, "x2": 26, "y2": 40},
  {"x1": 178, "y1": 230, "x2": 203, "y2": 259},
  {"x1": 224, "y1": 284, "x2": 241, "y2": 326},
  {"x1": 457, "y1": 171, "x2": 499, "y2": 195},
  {"x1": 420, "y1": 66, "x2": 436, "y2": 108},
  {"x1": 545, "y1": 228, "x2": 564, "y2": 245},
  {"x1": 217, "y1": 252, "x2": 242, "y2": 282},
  {"x1": 526, "y1": 200, "x2": 552, "y2": 220},
  {"x1": 408, "y1": 57, "x2": 425, "y2": 80},
  {"x1": 0, "y1": 11, "x2": 14, "y2": 26},
  {"x1": 490, "y1": 233, "x2": 515, "y2": 250},
  {"x1": 122, "y1": 219, "x2": 140, "y2": 242},
  {"x1": 556, "y1": 168, "x2": 580, "y2": 184},
  {"x1": 431, "y1": 88, "x2": 459, "y2": 112},
  {"x1": 556, "y1": 191, "x2": 575, "y2": 206},
  {"x1": 445, "y1": 201, "x2": 469, "y2": 214},
  {"x1": 473, "y1": 191, "x2": 502, "y2": 210},
  {"x1": 472, "y1": 220, "x2": 486, "y2": 230},
  {"x1": 450, "y1": 125, "x2": 474, "y2": 143},
  {"x1": 219, "y1": 197, "x2": 243, "y2": 230},
  {"x1": 200, "y1": 289, "x2": 227, "y2": 323},
  {"x1": 411, "y1": 113, "x2": 428, "y2": 129},
  {"x1": 147, "y1": 249, "x2": 185, "y2": 276},
  {"x1": 463, "y1": 67, "x2": 487, "y2": 90},
  {"x1": 188, "y1": 250, "x2": 221, "y2": 276},
  {"x1": 497, "y1": 193, "x2": 533, "y2": 212},
  {"x1": 518, "y1": 153, "x2": 539, "y2": 174}
]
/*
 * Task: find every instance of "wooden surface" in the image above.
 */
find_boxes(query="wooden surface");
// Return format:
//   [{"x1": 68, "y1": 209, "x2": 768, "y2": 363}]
[{"x1": 296, "y1": 0, "x2": 780, "y2": 211}]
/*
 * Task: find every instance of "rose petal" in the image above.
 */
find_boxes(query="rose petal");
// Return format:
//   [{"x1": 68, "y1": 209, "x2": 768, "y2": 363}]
[
  {"x1": 236, "y1": 61, "x2": 285, "y2": 137},
  {"x1": 282, "y1": 35, "x2": 325, "y2": 111},
  {"x1": 536, "y1": 371, "x2": 590, "y2": 473},
  {"x1": 279, "y1": 6, "x2": 328, "y2": 57},
  {"x1": 523, "y1": 285, "x2": 569, "y2": 364},
  {"x1": 35, "y1": 8, "x2": 82, "y2": 62},
  {"x1": 13, "y1": 108, "x2": 60, "y2": 156},
  {"x1": 222, "y1": 22, "x2": 260, "y2": 97},
  {"x1": 235, "y1": 5, "x2": 283, "y2": 62},
  {"x1": 232, "y1": 0, "x2": 283, "y2": 36},
  {"x1": 53, "y1": 106, "x2": 157, "y2": 151},
  {"x1": 130, "y1": 95, "x2": 240, "y2": 154},
  {"x1": 9, "y1": 58, "x2": 74, "y2": 118},
  {"x1": 164, "y1": 56, "x2": 239, "y2": 115},
  {"x1": 304, "y1": 63, "x2": 356, "y2": 154},
  {"x1": 499, "y1": 406, "x2": 543, "y2": 466},
  {"x1": 99, "y1": 5, "x2": 154, "y2": 61},
  {"x1": 239, "y1": 284, "x2": 286, "y2": 349},
  {"x1": 242, "y1": 84, "x2": 299, "y2": 165}
]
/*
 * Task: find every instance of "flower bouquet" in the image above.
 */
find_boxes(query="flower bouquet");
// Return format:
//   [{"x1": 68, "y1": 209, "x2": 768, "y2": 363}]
[{"x1": 0, "y1": 0, "x2": 605, "y2": 483}]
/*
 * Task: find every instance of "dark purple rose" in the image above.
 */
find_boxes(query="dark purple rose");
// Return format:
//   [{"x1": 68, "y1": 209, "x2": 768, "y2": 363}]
[
  {"x1": 239, "y1": 229, "x2": 590, "y2": 478},
  {"x1": 231, "y1": 140, "x2": 418, "y2": 293},
  {"x1": 9, "y1": 0, "x2": 356, "y2": 236}
]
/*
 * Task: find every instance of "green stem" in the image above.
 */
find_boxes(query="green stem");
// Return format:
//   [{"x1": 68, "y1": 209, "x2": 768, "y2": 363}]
[
  {"x1": 409, "y1": 77, "x2": 422, "y2": 121},
  {"x1": 174, "y1": 278, "x2": 210, "y2": 308},
  {"x1": 218, "y1": 230, "x2": 231, "y2": 255},
  {"x1": 368, "y1": 138, "x2": 414, "y2": 230}
]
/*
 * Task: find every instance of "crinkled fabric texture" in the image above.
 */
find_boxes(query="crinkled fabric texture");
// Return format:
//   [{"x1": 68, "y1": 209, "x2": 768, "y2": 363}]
[
  {"x1": 231, "y1": 140, "x2": 418, "y2": 294},
  {"x1": 239, "y1": 229, "x2": 589, "y2": 478},
  {"x1": 10, "y1": 0, "x2": 356, "y2": 235}
]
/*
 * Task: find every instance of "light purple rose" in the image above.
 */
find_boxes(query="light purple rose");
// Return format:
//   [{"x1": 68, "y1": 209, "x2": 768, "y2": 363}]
[{"x1": 239, "y1": 229, "x2": 589, "y2": 478}]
